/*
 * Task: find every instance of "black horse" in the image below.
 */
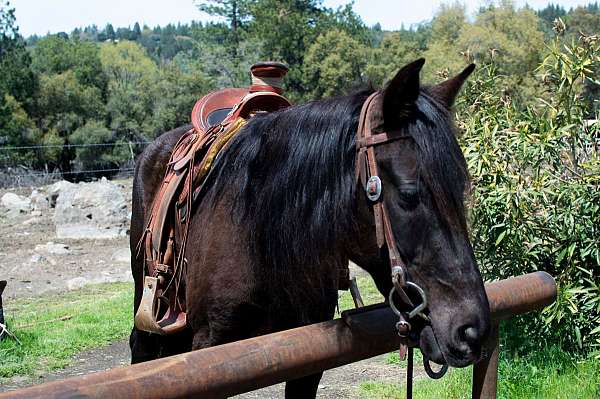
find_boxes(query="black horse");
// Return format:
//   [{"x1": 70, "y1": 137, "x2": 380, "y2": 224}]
[{"x1": 129, "y1": 59, "x2": 491, "y2": 398}]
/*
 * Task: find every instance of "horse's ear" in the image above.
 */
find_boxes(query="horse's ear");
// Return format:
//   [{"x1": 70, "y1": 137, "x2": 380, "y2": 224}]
[
  {"x1": 383, "y1": 58, "x2": 425, "y2": 124},
  {"x1": 430, "y1": 64, "x2": 476, "y2": 108}
]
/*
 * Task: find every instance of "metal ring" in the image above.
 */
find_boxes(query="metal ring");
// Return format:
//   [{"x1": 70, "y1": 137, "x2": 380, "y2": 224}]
[
  {"x1": 423, "y1": 356, "x2": 449, "y2": 379},
  {"x1": 388, "y1": 287, "x2": 403, "y2": 317},
  {"x1": 405, "y1": 281, "x2": 428, "y2": 319},
  {"x1": 388, "y1": 281, "x2": 428, "y2": 320}
]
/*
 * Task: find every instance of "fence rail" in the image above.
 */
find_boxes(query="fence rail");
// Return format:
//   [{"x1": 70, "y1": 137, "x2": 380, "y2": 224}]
[{"x1": 0, "y1": 272, "x2": 556, "y2": 399}]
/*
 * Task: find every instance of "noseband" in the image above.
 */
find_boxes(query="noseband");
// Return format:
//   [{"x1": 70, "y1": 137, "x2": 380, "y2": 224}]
[{"x1": 355, "y1": 92, "x2": 448, "y2": 389}]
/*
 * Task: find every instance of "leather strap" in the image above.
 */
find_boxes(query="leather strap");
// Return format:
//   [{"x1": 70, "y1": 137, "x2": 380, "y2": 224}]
[
  {"x1": 357, "y1": 132, "x2": 405, "y2": 148},
  {"x1": 355, "y1": 91, "x2": 409, "y2": 274}
]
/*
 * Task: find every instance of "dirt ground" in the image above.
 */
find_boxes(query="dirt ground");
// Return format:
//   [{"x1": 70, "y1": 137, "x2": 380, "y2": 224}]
[
  {"x1": 0, "y1": 180, "x2": 133, "y2": 300},
  {"x1": 0, "y1": 179, "x2": 423, "y2": 397}
]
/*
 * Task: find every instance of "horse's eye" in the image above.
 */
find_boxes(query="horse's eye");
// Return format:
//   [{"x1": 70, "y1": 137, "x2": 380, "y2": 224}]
[
  {"x1": 399, "y1": 189, "x2": 419, "y2": 206},
  {"x1": 397, "y1": 181, "x2": 419, "y2": 207}
]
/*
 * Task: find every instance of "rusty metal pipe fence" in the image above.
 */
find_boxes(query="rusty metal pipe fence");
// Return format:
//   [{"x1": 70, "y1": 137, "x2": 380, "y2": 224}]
[{"x1": 0, "y1": 271, "x2": 556, "y2": 399}]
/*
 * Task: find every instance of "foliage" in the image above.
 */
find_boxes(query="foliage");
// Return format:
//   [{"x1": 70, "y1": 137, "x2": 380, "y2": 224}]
[
  {"x1": 100, "y1": 40, "x2": 158, "y2": 139},
  {"x1": 30, "y1": 35, "x2": 107, "y2": 95},
  {"x1": 303, "y1": 29, "x2": 367, "y2": 98},
  {"x1": 69, "y1": 120, "x2": 114, "y2": 170},
  {"x1": 0, "y1": 0, "x2": 36, "y2": 164},
  {"x1": 148, "y1": 55, "x2": 213, "y2": 135},
  {"x1": 365, "y1": 31, "x2": 422, "y2": 87},
  {"x1": 248, "y1": 0, "x2": 329, "y2": 98},
  {"x1": 457, "y1": 33, "x2": 599, "y2": 355},
  {"x1": 0, "y1": 94, "x2": 39, "y2": 165}
]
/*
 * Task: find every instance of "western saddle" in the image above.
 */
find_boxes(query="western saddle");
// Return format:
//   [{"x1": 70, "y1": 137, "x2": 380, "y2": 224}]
[{"x1": 134, "y1": 62, "x2": 360, "y2": 335}]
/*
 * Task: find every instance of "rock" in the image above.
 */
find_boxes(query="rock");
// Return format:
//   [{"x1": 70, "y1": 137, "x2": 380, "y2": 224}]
[
  {"x1": 1, "y1": 192, "x2": 31, "y2": 217},
  {"x1": 29, "y1": 254, "x2": 44, "y2": 263},
  {"x1": 111, "y1": 248, "x2": 130, "y2": 263},
  {"x1": 67, "y1": 277, "x2": 88, "y2": 290},
  {"x1": 35, "y1": 242, "x2": 71, "y2": 255},
  {"x1": 48, "y1": 180, "x2": 75, "y2": 208},
  {"x1": 30, "y1": 190, "x2": 49, "y2": 212},
  {"x1": 54, "y1": 179, "x2": 129, "y2": 239},
  {"x1": 22, "y1": 216, "x2": 42, "y2": 225}
]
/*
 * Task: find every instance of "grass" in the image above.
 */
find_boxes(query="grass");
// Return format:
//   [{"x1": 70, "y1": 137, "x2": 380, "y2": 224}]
[
  {"x1": 346, "y1": 276, "x2": 600, "y2": 399},
  {"x1": 360, "y1": 347, "x2": 600, "y2": 399},
  {"x1": 0, "y1": 282, "x2": 133, "y2": 378},
  {"x1": 338, "y1": 273, "x2": 385, "y2": 312}
]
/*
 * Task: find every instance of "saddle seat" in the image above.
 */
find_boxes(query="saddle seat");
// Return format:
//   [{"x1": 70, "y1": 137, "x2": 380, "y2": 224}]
[{"x1": 191, "y1": 88, "x2": 291, "y2": 133}]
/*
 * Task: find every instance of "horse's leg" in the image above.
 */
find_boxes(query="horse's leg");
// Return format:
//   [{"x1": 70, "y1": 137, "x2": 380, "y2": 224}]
[
  {"x1": 281, "y1": 291, "x2": 337, "y2": 399},
  {"x1": 130, "y1": 327, "x2": 192, "y2": 363},
  {"x1": 159, "y1": 328, "x2": 194, "y2": 357},
  {"x1": 284, "y1": 373, "x2": 324, "y2": 399},
  {"x1": 129, "y1": 328, "x2": 161, "y2": 363}
]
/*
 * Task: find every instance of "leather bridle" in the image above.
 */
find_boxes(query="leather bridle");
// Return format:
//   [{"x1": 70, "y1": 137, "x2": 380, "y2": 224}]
[{"x1": 355, "y1": 92, "x2": 448, "y2": 397}]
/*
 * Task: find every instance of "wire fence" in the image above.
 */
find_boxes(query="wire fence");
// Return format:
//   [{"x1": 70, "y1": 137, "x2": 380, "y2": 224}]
[
  {"x1": 0, "y1": 141, "x2": 150, "y2": 188},
  {"x1": 0, "y1": 142, "x2": 152, "y2": 151}
]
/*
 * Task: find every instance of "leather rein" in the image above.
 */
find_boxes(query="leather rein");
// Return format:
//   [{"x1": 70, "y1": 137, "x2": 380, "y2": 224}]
[{"x1": 355, "y1": 92, "x2": 448, "y2": 397}]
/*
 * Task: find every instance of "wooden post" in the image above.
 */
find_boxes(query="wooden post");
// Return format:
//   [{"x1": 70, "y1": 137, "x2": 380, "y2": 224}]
[{"x1": 472, "y1": 322, "x2": 500, "y2": 399}]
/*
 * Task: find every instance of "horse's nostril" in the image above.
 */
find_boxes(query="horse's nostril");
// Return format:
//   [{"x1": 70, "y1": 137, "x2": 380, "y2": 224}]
[{"x1": 461, "y1": 326, "x2": 479, "y2": 345}]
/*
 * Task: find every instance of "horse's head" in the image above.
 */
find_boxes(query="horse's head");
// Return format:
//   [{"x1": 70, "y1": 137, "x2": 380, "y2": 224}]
[{"x1": 353, "y1": 59, "x2": 490, "y2": 368}]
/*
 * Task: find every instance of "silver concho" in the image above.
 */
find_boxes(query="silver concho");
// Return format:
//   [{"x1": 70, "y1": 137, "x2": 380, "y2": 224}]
[{"x1": 365, "y1": 176, "x2": 382, "y2": 202}]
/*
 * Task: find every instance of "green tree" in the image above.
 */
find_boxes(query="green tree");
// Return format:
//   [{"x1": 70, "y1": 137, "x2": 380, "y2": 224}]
[
  {"x1": 566, "y1": 4, "x2": 600, "y2": 37},
  {"x1": 457, "y1": 35, "x2": 600, "y2": 355},
  {"x1": 100, "y1": 40, "x2": 158, "y2": 138},
  {"x1": 69, "y1": 120, "x2": 114, "y2": 170},
  {"x1": 0, "y1": 95, "x2": 40, "y2": 165},
  {"x1": 456, "y1": 2, "x2": 546, "y2": 104},
  {"x1": 0, "y1": 0, "x2": 36, "y2": 107},
  {"x1": 537, "y1": 3, "x2": 567, "y2": 38},
  {"x1": 0, "y1": 0, "x2": 37, "y2": 167},
  {"x1": 35, "y1": 70, "x2": 105, "y2": 172},
  {"x1": 132, "y1": 22, "x2": 141, "y2": 40},
  {"x1": 248, "y1": 0, "x2": 327, "y2": 97},
  {"x1": 147, "y1": 55, "x2": 213, "y2": 136},
  {"x1": 195, "y1": 0, "x2": 251, "y2": 33},
  {"x1": 31, "y1": 35, "x2": 107, "y2": 96},
  {"x1": 105, "y1": 23, "x2": 115, "y2": 41},
  {"x1": 422, "y1": 2, "x2": 468, "y2": 81},
  {"x1": 303, "y1": 29, "x2": 367, "y2": 98},
  {"x1": 365, "y1": 31, "x2": 422, "y2": 87},
  {"x1": 195, "y1": 1, "x2": 253, "y2": 86}
]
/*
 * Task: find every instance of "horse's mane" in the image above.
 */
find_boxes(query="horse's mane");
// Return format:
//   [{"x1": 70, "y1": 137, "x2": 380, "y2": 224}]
[{"x1": 201, "y1": 88, "x2": 468, "y2": 310}]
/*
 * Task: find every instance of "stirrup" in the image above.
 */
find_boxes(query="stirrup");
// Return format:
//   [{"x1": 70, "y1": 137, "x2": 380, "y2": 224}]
[{"x1": 134, "y1": 276, "x2": 187, "y2": 335}]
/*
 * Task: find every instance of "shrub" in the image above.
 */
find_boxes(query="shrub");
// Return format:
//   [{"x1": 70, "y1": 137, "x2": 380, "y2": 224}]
[{"x1": 457, "y1": 32, "x2": 599, "y2": 356}]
